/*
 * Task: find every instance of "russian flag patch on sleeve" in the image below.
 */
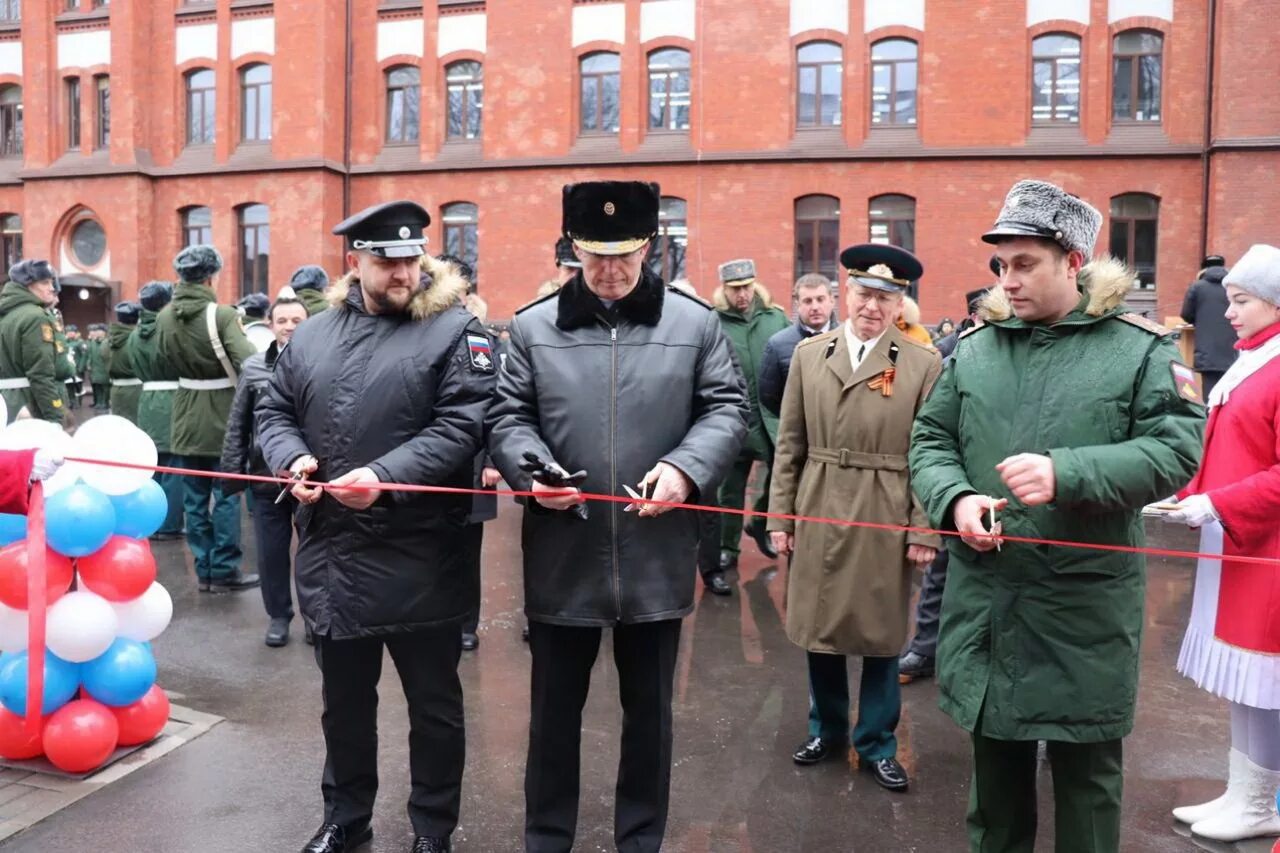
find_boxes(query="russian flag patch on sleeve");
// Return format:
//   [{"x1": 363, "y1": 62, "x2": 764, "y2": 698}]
[{"x1": 466, "y1": 333, "x2": 495, "y2": 373}]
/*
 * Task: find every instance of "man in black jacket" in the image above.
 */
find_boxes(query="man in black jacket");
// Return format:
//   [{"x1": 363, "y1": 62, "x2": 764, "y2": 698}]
[
  {"x1": 1181, "y1": 254, "x2": 1238, "y2": 398},
  {"x1": 258, "y1": 201, "x2": 496, "y2": 853},
  {"x1": 757, "y1": 272, "x2": 836, "y2": 416},
  {"x1": 488, "y1": 181, "x2": 746, "y2": 853}
]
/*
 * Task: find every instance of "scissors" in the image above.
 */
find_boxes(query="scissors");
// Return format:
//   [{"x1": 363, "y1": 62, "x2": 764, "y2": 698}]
[
  {"x1": 275, "y1": 470, "x2": 305, "y2": 505},
  {"x1": 989, "y1": 501, "x2": 1002, "y2": 552},
  {"x1": 621, "y1": 481, "x2": 651, "y2": 513}
]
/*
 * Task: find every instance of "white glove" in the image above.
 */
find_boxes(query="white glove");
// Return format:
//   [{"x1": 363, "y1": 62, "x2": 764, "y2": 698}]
[
  {"x1": 1164, "y1": 494, "x2": 1219, "y2": 528},
  {"x1": 30, "y1": 448, "x2": 64, "y2": 482}
]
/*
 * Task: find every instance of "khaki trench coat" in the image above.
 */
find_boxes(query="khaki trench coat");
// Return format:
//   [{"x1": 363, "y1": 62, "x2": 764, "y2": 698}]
[{"x1": 768, "y1": 324, "x2": 942, "y2": 656}]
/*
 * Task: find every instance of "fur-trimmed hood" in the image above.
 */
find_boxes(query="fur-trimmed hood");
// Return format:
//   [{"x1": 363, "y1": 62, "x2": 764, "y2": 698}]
[
  {"x1": 979, "y1": 256, "x2": 1135, "y2": 323},
  {"x1": 712, "y1": 281, "x2": 777, "y2": 313},
  {"x1": 327, "y1": 254, "x2": 469, "y2": 320}
]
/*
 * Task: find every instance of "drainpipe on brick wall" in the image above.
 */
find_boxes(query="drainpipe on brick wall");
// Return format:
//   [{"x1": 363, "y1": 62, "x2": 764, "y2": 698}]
[
  {"x1": 342, "y1": 0, "x2": 354, "y2": 220},
  {"x1": 1199, "y1": 0, "x2": 1217, "y2": 262}
]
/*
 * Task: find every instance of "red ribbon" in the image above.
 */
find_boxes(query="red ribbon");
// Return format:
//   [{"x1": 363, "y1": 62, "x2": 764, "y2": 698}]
[{"x1": 25, "y1": 482, "x2": 45, "y2": 737}]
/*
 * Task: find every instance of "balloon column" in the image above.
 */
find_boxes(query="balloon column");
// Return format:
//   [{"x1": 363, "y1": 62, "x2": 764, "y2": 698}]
[{"x1": 0, "y1": 416, "x2": 172, "y2": 773}]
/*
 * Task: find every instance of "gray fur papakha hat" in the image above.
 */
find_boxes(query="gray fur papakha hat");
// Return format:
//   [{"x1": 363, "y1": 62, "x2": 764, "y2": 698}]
[
  {"x1": 139, "y1": 281, "x2": 174, "y2": 312},
  {"x1": 1224, "y1": 244, "x2": 1280, "y2": 307},
  {"x1": 718, "y1": 259, "x2": 757, "y2": 286},
  {"x1": 982, "y1": 179, "x2": 1102, "y2": 258},
  {"x1": 288, "y1": 265, "x2": 329, "y2": 292},
  {"x1": 173, "y1": 244, "x2": 224, "y2": 284},
  {"x1": 8, "y1": 259, "x2": 56, "y2": 287}
]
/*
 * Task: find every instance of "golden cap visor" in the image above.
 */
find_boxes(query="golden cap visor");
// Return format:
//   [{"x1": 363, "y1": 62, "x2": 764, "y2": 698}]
[
  {"x1": 570, "y1": 236, "x2": 652, "y2": 256},
  {"x1": 847, "y1": 266, "x2": 909, "y2": 293}
]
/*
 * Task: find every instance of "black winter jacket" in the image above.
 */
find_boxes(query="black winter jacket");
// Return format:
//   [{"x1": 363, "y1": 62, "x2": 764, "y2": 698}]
[
  {"x1": 257, "y1": 261, "x2": 496, "y2": 639},
  {"x1": 757, "y1": 320, "x2": 828, "y2": 415},
  {"x1": 486, "y1": 270, "x2": 747, "y2": 626},
  {"x1": 219, "y1": 341, "x2": 280, "y2": 496},
  {"x1": 1180, "y1": 266, "x2": 1239, "y2": 373}
]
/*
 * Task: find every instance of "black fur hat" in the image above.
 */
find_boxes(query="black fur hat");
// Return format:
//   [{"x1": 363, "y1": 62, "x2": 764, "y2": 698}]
[{"x1": 562, "y1": 181, "x2": 660, "y2": 255}]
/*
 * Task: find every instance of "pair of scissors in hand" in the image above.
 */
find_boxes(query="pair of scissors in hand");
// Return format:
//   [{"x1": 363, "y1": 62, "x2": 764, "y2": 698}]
[
  {"x1": 275, "y1": 470, "x2": 306, "y2": 504},
  {"x1": 621, "y1": 481, "x2": 651, "y2": 513}
]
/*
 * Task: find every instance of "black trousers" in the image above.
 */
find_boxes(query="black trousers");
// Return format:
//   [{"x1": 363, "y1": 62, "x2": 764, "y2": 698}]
[
  {"x1": 1201, "y1": 370, "x2": 1225, "y2": 400},
  {"x1": 525, "y1": 619, "x2": 682, "y2": 853},
  {"x1": 460, "y1": 523, "x2": 484, "y2": 634},
  {"x1": 908, "y1": 549, "x2": 949, "y2": 659},
  {"x1": 314, "y1": 626, "x2": 465, "y2": 838},
  {"x1": 250, "y1": 484, "x2": 294, "y2": 621}
]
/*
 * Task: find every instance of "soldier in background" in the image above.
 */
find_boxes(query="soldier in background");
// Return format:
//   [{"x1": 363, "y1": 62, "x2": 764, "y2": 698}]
[
  {"x1": 108, "y1": 301, "x2": 143, "y2": 424},
  {"x1": 0, "y1": 260, "x2": 67, "y2": 424},
  {"x1": 87, "y1": 324, "x2": 110, "y2": 411},
  {"x1": 289, "y1": 265, "x2": 330, "y2": 317},
  {"x1": 238, "y1": 293, "x2": 274, "y2": 353},
  {"x1": 129, "y1": 282, "x2": 185, "y2": 541}
]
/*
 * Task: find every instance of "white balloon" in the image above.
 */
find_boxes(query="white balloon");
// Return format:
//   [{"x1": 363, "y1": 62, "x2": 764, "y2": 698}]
[
  {"x1": 0, "y1": 418, "x2": 71, "y2": 453},
  {"x1": 45, "y1": 591, "x2": 118, "y2": 663},
  {"x1": 111, "y1": 582, "x2": 173, "y2": 642},
  {"x1": 0, "y1": 603, "x2": 26, "y2": 653},
  {"x1": 70, "y1": 415, "x2": 159, "y2": 496}
]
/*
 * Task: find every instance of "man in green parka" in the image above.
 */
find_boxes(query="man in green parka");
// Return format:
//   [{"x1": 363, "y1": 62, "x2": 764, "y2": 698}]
[
  {"x1": 156, "y1": 245, "x2": 258, "y2": 593},
  {"x1": 712, "y1": 259, "x2": 790, "y2": 584},
  {"x1": 908, "y1": 179, "x2": 1204, "y2": 853},
  {"x1": 87, "y1": 324, "x2": 110, "y2": 411},
  {"x1": 129, "y1": 281, "x2": 184, "y2": 540},
  {"x1": 107, "y1": 301, "x2": 143, "y2": 424},
  {"x1": 287, "y1": 264, "x2": 329, "y2": 316},
  {"x1": 0, "y1": 260, "x2": 67, "y2": 424}
]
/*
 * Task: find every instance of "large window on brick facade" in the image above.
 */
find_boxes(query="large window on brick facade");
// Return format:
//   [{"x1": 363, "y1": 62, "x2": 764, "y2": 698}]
[
  {"x1": 794, "y1": 195, "x2": 840, "y2": 281},
  {"x1": 580, "y1": 52, "x2": 621, "y2": 134},
  {"x1": 871, "y1": 39, "x2": 917, "y2": 126},
  {"x1": 385, "y1": 65, "x2": 420, "y2": 144},
  {"x1": 442, "y1": 202, "x2": 478, "y2": 284},
  {"x1": 0, "y1": 86, "x2": 21, "y2": 158},
  {"x1": 65, "y1": 77, "x2": 80, "y2": 150},
  {"x1": 797, "y1": 41, "x2": 842, "y2": 128},
  {"x1": 1113, "y1": 30, "x2": 1162, "y2": 123},
  {"x1": 0, "y1": 1, "x2": 18, "y2": 24},
  {"x1": 445, "y1": 61, "x2": 483, "y2": 141},
  {"x1": 1109, "y1": 193, "x2": 1158, "y2": 290},
  {"x1": 186, "y1": 68, "x2": 216, "y2": 145},
  {"x1": 240, "y1": 63, "x2": 272, "y2": 142},
  {"x1": 182, "y1": 206, "x2": 212, "y2": 248},
  {"x1": 1032, "y1": 34, "x2": 1081, "y2": 124},
  {"x1": 869, "y1": 194, "x2": 918, "y2": 297},
  {"x1": 648, "y1": 48, "x2": 691, "y2": 132},
  {"x1": 238, "y1": 203, "x2": 269, "y2": 297},
  {"x1": 94, "y1": 76, "x2": 109, "y2": 149},
  {"x1": 645, "y1": 197, "x2": 687, "y2": 282},
  {"x1": 1, "y1": 214, "x2": 20, "y2": 271}
]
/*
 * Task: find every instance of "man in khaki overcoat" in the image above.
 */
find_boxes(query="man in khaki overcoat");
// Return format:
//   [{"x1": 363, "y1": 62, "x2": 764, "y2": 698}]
[{"x1": 768, "y1": 243, "x2": 941, "y2": 793}]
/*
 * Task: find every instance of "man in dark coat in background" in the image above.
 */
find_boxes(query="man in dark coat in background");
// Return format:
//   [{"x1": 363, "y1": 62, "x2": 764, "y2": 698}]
[
  {"x1": 1181, "y1": 253, "x2": 1238, "y2": 398},
  {"x1": 258, "y1": 201, "x2": 495, "y2": 853}
]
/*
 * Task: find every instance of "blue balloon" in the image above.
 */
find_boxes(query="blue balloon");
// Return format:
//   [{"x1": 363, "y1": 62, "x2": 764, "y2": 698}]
[
  {"x1": 109, "y1": 480, "x2": 170, "y2": 540},
  {"x1": 44, "y1": 484, "x2": 116, "y2": 558},
  {"x1": 0, "y1": 649, "x2": 80, "y2": 716},
  {"x1": 0, "y1": 513, "x2": 25, "y2": 547},
  {"x1": 80, "y1": 638, "x2": 156, "y2": 708}
]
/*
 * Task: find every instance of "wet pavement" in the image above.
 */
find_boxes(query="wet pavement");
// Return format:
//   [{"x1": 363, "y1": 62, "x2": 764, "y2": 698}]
[{"x1": 0, "y1": 489, "x2": 1272, "y2": 852}]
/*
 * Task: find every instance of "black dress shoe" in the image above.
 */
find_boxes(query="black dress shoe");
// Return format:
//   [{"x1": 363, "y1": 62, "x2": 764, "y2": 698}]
[
  {"x1": 897, "y1": 651, "x2": 935, "y2": 684},
  {"x1": 209, "y1": 572, "x2": 261, "y2": 593},
  {"x1": 411, "y1": 837, "x2": 451, "y2": 853},
  {"x1": 718, "y1": 550, "x2": 738, "y2": 571},
  {"x1": 747, "y1": 523, "x2": 779, "y2": 559},
  {"x1": 149, "y1": 531, "x2": 185, "y2": 542},
  {"x1": 460, "y1": 632, "x2": 479, "y2": 651},
  {"x1": 703, "y1": 571, "x2": 733, "y2": 596},
  {"x1": 862, "y1": 756, "x2": 910, "y2": 792},
  {"x1": 793, "y1": 736, "x2": 844, "y2": 765},
  {"x1": 265, "y1": 617, "x2": 290, "y2": 648},
  {"x1": 300, "y1": 823, "x2": 372, "y2": 853}
]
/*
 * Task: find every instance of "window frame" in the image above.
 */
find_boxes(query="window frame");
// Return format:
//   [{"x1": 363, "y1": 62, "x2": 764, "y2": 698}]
[
  {"x1": 0, "y1": 86, "x2": 21, "y2": 158},
  {"x1": 239, "y1": 63, "x2": 272, "y2": 143},
  {"x1": 444, "y1": 60, "x2": 483, "y2": 142},
  {"x1": 65, "y1": 77, "x2": 81, "y2": 150},
  {"x1": 647, "y1": 48, "x2": 691, "y2": 133},
  {"x1": 384, "y1": 64, "x2": 421, "y2": 145},
  {"x1": 869, "y1": 39, "x2": 918, "y2": 127},
  {"x1": 796, "y1": 41, "x2": 843, "y2": 129},
  {"x1": 579, "y1": 51, "x2": 621, "y2": 135},
  {"x1": 1031, "y1": 33, "x2": 1082, "y2": 125},
  {"x1": 794, "y1": 194, "x2": 841, "y2": 282},
  {"x1": 0, "y1": 214, "x2": 21, "y2": 272},
  {"x1": 185, "y1": 68, "x2": 216, "y2": 146},
  {"x1": 181, "y1": 206, "x2": 213, "y2": 249},
  {"x1": 1108, "y1": 193, "x2": 1159, "y2": 291},
  {"x1": 0, "y1": 0, "x2": 19, "y2": 24},
  {"x1": 238, "y1": 203, "x2": 270, "y2": 298},
  {"x1": 441, "y1": 201, "x2": 479, "y2": 286},
  {"x1": 1112, "y1": 30, "x2": 1163, "y2": 124},
  {"x1": 646, "y1": 196, "x2": 688, "y2": 282},
  {"x1": 94, "y1": 75, "x2": 109, "y2": 150}
]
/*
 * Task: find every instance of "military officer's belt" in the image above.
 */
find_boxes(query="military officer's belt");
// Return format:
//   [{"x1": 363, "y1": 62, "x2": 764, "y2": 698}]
[
  {"x1": 179, "y1": 377, "x2": 235, "y2": 391},
  {"x1": 0, "y1": 377, "x2": 30, "y2": 390},
  {"x1": 808, "y1": 447, "x2": 908, "y2": 472},
  {"x1": 111, "y1": 378, "x2": 143, "y2": 387},
  {"x1": 142, "y1": 381, "x2": 180, "y2": 392}
]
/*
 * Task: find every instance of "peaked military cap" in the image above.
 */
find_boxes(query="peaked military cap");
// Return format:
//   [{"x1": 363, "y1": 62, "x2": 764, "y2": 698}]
[
  {"x1": 840, "y1": 243, "x2": 923, "y2": 294},
  {"x1": 562, "y1": 181, "x2": 660, "y2": 256},
  {"x1": 555, "y1": 236, "x2": 582, "y2": 269},
  {"x1": 114, "y1": 301, "x2": 142, "y2": 325},
  {"x1": 288, "y1": 265, "x2": 329, "y2": 292},
  {"x1": 1202, "y1": 254, "x2": 1226, "y2": 268},
  {"x1": 237, "y1": 292, "x2": 270, "y2": 319},
  {"x1": 982, "y1": 179, "x2": 1102, "y2": 258},
  {"x1": 174, "y1": 244, "x2": 224, "y2": 284},
  {"x1": 333, "y1": 201, "x2": 430, "y2": 259},
  {"x1": 718, "y1": 259, "x2": 757, "y2": 287},
  {"x1": 139, "y1": 281, "x2": 174, "y2": 312},
  {"x1": 8, "y1": 259, "x2": 57, "y2": 288}
]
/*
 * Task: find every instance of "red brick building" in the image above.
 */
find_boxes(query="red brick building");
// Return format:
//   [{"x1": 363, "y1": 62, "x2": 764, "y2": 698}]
[{"x1": 0, "y1": 0, "x2": 1275, "y2": 328}]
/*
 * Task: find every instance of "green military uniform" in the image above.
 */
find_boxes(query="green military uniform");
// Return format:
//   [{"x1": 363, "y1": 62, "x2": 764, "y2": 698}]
[
  {"x1": 65, "y1": 331, "x2": 86, "y2": 409},
  {"x1": 129, "y1": 287, "x2": 184, "y2": 538},
  {"x1": 88, "y1": 331, "x2": 110, "y2": 409},
  {"x1": 49, "y1": 314, "x2": 75, "y2": 412},
  {"x1": 909, "y1": 261, "x2": 1205, "y2": 852},
  {"x1": 107, "y1": 319, "x2": 142, "y2": 424},
  {"x1": 0, "y1": 283, "x2": 66, "y2": 424},
  {"x1": 712, "y1": 267, "x2": 790, "y2": 561},
  {"x1": 296, "y1": 288, "x2": 329, "y2": 316}
]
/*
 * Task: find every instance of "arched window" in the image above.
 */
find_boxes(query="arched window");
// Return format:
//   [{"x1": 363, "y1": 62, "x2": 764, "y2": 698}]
[
  {"x1": 186, "y1": 68, "x2": 216, "y2": 145},
  {"x1": 181, "y1": 206, "x2": 212, "y2": 248},
  {"x1": 240, "y1": 63, "x2": 272, "y2": 142},
  {"x1": 1032, "y1": 34, "x2": 1081, "y2": 124},
  {"x1": 794, "y1": 195, "x2": 840, "y2": 281},
  {"x1": 0, "y1": 86, "x2": 21, "y2": 158},
  {"x1": 385, "y1": 65, "x2": 421, "y2": 144},
  {"x1": 1109, "y1": 194, "x2": 1158, "y2": 290},
  {"x1": 1113, "y1": 30, "x2": 1162, "y2": 123},
  {"x1": 646, "y1": 197, "x2": 687, "y2": 282},
  {"x1": 797, "y1": 41, "x2": 842, "y2": 128},
  {"x1": 70, "y1": 218, "x2": 106, "y2": 268},
  {"x1": 442, "y1": 202, "x2": 479, "y2": 285},
  {"x1": 868, "y1": 194, "x2": 916, "y2": 252},
  {"x1": 580, "y1": 52, "x2": 621, "y2": 134},
  {"x1": 238, "y1": 203, "x2": 270, "y2": 297},
  {"x1": 0, "y1": 214, "x2": 21, "y2": 271},
  {"x1": 648, "y1": 48, "x2": 691, "y2": 132},
  {"x1": 445, "y1": 61, "x2": 483, "y2": 141},
  {"x1": 871, "y1": 39, "x2": 917, "y2": 126}
]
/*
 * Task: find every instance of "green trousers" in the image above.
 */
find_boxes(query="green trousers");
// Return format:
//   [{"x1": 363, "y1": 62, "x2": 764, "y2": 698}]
[
  {"x1": 968, "y1": 732, "x2": 1123, "y2": 853},
  {"x1": 806, "y1": 652, "x2": 900, "y2": 761},
  {"x1": 717, "y1": 452, "x2": 771, "y2": 555}
]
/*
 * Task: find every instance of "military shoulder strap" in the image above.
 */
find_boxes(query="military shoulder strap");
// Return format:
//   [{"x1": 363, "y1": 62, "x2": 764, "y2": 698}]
[
  {"x1": 205, "y1": 303, "x2": 240, "y2": 384},
  {"x1": 957, "y1": 321, "x2": 989, "y2": 341},
  {"x1": 1115, "y1": 312, "x2": 1172, "y2": 337}
]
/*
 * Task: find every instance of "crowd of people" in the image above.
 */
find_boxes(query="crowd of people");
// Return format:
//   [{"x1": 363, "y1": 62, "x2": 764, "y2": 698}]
[{"x1": 0, "y1": 175, "x2": 1276, "y2": 853}]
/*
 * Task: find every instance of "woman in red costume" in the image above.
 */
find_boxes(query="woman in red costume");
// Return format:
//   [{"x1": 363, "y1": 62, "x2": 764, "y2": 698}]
[{"x1": 1166, "y1": 243, "x2": 1280, "y2": 843}]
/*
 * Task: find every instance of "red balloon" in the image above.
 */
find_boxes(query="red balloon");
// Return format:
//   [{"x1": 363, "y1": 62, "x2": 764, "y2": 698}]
[
  {"x1": 111, "y1": 685, "x2": 170, "y2": 746},
  {"x1": 0, "y1": 707, "x2": 42, "y2": 760},
  {"x1": 76, "y1": 536, "x2": 157, "y2": 603},
  {"x1": 42, "y1": 699, "x2": 119, "y2": 774},
  {"x1": 0, "y1": 541, "x2": 74, "y2": 610}
]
